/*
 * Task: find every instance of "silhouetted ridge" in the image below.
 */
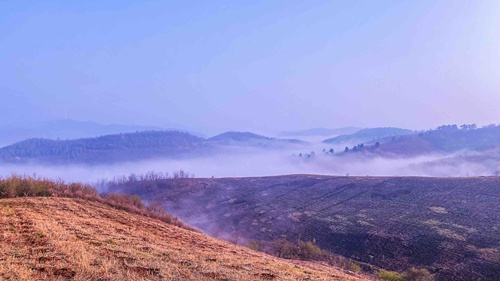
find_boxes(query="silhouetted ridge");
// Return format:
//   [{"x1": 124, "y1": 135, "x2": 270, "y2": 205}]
[
  {"x1": 208, "y1": 131, "x2": 270, "y2": 142},
  {"x1": 0, "y1": 130, "x2": 204, "y2": 164},
  {"x1": 323, "y1": 127, "x2": 414, "y2": 144},
  {"x1": 208, "y1": 131, "x2": 306, "y2": 145},
  {"x1": 373, "y1": 125, "x2": 500, "y2": 156},
  {"x1": 280, "y1": 127, "x2": 362, "y2": 137}
]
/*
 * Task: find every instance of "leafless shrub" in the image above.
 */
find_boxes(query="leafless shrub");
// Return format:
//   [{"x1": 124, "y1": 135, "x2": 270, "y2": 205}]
[
  {"x1": 404, "y1": 267, "x2": 434, "y2": 281},
  {"x1": 248, "y1": 238, "x2": 363, "y2": 273}
]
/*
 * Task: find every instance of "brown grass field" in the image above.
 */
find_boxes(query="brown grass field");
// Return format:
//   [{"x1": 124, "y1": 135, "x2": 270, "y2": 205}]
[{"x1": 0, "y1": 197, "x2": 371, "y2": 281}]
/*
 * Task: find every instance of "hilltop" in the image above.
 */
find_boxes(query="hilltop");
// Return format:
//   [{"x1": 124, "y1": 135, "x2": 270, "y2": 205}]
[
  {"x1": 107, "y1": 175, "x2": 500, "y2": 281},
  {"x1": 0, "y1": 196, "x2": 369, "y2": 281},
  {"x1": 208, "y1": 131, "x2": 305, "y2": 147}
]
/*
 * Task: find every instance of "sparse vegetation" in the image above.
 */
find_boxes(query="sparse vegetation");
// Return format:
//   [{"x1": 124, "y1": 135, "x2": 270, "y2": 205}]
[
  {"x1": 268, "y1": 239, "x2": 327, "y2": 260},
  {"x1": 350, "y1": 262, "x2": 362, "y2": 273},
  {"x1": 376, "y1": 268, "x2": 435, "y2": 281},
  {"x1": 377, "y1": 270, "x2": 404, "y2": 281},
  {"x1": 246, "y1": 239, "x2": 365, "y2": 274},
  {"x1": 404, "y1": 267, "x2": 434, "y2": 281}
]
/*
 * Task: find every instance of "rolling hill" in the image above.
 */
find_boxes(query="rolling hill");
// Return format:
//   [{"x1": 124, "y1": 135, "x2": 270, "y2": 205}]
[
  {"x1": 107, "y1": 175, "x2": 500, "y2": 281},
  {"x1": 208, "y1": 131, "x2": 306, "y2": 147},
  {"x1": 279, "y1": 127, "x2": 362, "y2": 137},
  {"x1": 374, "y1": 125, "x2": 500, "y2": 156},
  {"x1": 323, "y1": 127, "x2": 414, "y2": 145},
  {"x1": 0, "y1": 130, "x2": 306, "y2": 164},
  {"x1": 0, "y1": 119, "x2": 166, "y2": 147},
  {"x1": 0, "y1": 130, "x2": 205, "y2": 164}
]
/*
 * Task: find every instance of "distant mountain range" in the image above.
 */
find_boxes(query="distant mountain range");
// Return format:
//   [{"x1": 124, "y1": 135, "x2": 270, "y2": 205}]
[
  {"x1": 0, "y1": 131, "x2": 204, "y2": 164},
  {"x1": 331, "y1": 125, "x2": 500, "y2": 176},
  {"x1": 2, "y1": 122, "x2": 499, "y2": 165},
  {"x1": 373, "y1": 125, "x2": 500, "y2": 156},
  {"x1": 323, "y1": 127, "x2": 414, "y2": 144},
  {"x1": 0, "y1": 119, "x2": 168, "y2": 147},
  {"x1": 0, "y1": 130, "x2": 306, "y2": 164},
  {"x1": 208, "y1": 131, "x2": 305, "y2": 146},
  {"x1": 280, "y1": 127, "x2": 362, "y2": 137}
]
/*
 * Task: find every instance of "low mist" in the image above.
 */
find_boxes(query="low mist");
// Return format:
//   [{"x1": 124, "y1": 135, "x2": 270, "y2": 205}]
[{"x1": 0, "y1": 145, "x2": 494, "y2": 183}]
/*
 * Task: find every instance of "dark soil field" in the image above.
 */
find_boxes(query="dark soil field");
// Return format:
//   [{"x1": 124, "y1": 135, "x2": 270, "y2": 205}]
[{"x1": 112, "y1": 175, "x2": 500, "y2": 281}]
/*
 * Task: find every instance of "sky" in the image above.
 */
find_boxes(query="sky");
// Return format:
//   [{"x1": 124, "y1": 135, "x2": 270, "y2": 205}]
[{"x1": 1, "y1": 1, "x2": 499, "y2": 135}]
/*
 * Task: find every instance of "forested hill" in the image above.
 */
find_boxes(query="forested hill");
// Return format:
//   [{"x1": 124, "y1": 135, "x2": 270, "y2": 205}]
[
  {"x1": 374, "y1": 124, "x2": 500, "y2": 156},
  {"x1": 0, "y1": 131, "x2": 205, "y2": 164},
  {"x1": 0, "y1": 130, "x2": 306, "y2": 164},
  {"x1": 207, "y1": 131, "x2": 305, "y2": 146},
  {"x1": 323, "y1": 127, "x2": 414, "y2": 144}
]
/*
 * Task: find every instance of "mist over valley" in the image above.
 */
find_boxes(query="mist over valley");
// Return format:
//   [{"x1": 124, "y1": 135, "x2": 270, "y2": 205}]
[{"x1": 1, "y1": 124, "x2": 499, "y2": 182}]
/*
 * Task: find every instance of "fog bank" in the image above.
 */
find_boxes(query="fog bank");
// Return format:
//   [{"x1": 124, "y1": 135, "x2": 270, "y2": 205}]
[{"x1": 0, "y1": 148, "x2": 494, "y2": 183}]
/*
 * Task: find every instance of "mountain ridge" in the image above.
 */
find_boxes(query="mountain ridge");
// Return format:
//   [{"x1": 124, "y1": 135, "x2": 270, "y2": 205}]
[
  {"x1": 323, "y1": 127, "x2": 414, "y2": 144},
  {"x1": 0, "y1": 130, "x2": 307, "y2": 164}
]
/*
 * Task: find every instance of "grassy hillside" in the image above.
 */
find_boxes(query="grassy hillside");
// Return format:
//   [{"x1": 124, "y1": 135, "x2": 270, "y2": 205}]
[
  {"x1": 107, "y1": 175, "x2": 500, "y2": 281},
  {"x1": 0, "y1": 196, "x2": 369, "y2": 281},
  {"x1": 0, "y1": 175, "x2": 197, "y2": 232}
]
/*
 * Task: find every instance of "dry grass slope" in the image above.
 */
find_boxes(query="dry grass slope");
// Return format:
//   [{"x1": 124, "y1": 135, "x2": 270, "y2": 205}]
[{"x1": 0, "y1": 197, "x2": 371, "y2": 281}]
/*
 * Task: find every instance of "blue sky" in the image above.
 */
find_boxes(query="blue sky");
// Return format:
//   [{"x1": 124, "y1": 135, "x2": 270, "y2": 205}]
[{"x1": 1, "y1": 1, "x2": 499, "y2": 134}]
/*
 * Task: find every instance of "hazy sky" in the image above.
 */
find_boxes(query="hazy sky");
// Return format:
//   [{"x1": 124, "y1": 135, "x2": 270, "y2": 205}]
[{"x1": 1, "y1": 1, "x2": 499, "y2": 135}]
